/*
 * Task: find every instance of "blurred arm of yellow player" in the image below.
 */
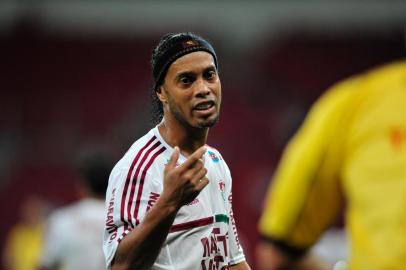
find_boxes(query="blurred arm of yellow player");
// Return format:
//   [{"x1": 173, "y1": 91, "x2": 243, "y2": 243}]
[{"x1": 255, "y1": 240, "x2": 330, "y2": 270}]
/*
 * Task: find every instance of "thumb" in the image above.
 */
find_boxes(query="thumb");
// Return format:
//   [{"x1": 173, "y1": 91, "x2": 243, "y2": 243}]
[{"x1": 166, "y1": 146, "x2": 180, "y2": 170}]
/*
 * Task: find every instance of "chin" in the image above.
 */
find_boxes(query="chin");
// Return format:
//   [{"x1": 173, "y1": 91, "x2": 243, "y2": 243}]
[
  {"x1": 172, "y1": 109, "x2": 220, "y2": 129},
  {"x1": 195, "y1": 115, "x2": 220, "y2": 128}
]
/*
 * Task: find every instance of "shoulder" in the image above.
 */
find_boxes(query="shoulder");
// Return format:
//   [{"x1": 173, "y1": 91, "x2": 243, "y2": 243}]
[
  {"x1": 206, "y1": 145, "x2": 224, "y2": 162},
  {"x1": 205, "y1": 145, "x2": 229, "y2": 168},
  {"x1": 355, "y1": 61, "x2": 406, "y2": 94},
  {"x1": 205, "y1": 145, "x2": 232, "y2": 177},
  {"x1": 316, "y1": 61, "x2": 406, "y2": 113},
  {"x1": 324, "y1": 61, "x2": 406, "y2": 101},
  {"x1": 111, "y1": 130, "x2": 167, "y2": 175},
  {"x1": 116, "y1": 130, "x2": 158, "y2": 167},
  {"x1": 314, "y1": 76, "x2": 360, "y2": 114},
  {"x1": 361, "y1": 60, "x2": 406, "y2": 82},
  {"x1": 108, "y1": 129, "x2": 169, "y2": 193},
  {"x1": 300, "y1": 73, "x2": 362, "y2": 131}
]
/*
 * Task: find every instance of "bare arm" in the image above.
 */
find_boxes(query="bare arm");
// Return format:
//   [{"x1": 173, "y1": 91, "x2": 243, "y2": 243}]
[
  {"x1": 112, "y1": 146, "x2": 209, "y2": 270},
  {"x1": 255, "y1": 241, "x2": 330, "y2": 270},
  {"x1": 229, "y1": 261, "x2": 251, "y2": 270}
]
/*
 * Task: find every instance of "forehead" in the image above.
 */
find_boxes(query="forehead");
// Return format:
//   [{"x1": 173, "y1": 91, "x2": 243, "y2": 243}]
[{"x1": 167, "y1": 51, "x2": 216, "y2": 75}]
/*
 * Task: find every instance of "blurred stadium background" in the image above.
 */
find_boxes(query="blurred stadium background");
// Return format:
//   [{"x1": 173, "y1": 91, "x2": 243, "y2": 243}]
[{"x1": 1, "y1": 1, "x2": 406, "y2": 269}]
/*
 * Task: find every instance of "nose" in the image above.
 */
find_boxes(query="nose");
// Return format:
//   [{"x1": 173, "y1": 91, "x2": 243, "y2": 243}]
[{"x1": 194, "y1": 78, "x2": 211, "y2": 98}]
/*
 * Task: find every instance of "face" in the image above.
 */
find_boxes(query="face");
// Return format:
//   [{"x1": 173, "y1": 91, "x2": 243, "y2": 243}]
[{"x1": 158, "y1": 51, "x2": 222, "y2": 129}]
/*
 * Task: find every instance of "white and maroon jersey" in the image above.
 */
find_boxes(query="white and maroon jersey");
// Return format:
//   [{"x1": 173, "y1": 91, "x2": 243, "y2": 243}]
[
  {"x1": 103, "y1": 127, "x2": 246, "y2": 270},
  {"x1": 40, "y1": 199, "x2": 106, "y2": 270}
]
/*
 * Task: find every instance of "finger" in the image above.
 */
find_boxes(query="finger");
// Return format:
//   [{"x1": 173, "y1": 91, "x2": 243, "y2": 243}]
[
  {"x1": 180, "y1": 163, "x2": 204, "y2": 185},
  {"x1": 166, "y1": 146, "x2": 180, "y2": 170},
  {"x1": 190, "y1": 166, "x2": 207, "y2": 184},
  {"x1": 195, "y1": 176, "x2": 209, "y2": 191},
  {"x1": 188, "y1": 158, "x2": 204, "y2": 175},
  {"x1": 179, "y1": 146, "x2": 206, "y2": 171}
]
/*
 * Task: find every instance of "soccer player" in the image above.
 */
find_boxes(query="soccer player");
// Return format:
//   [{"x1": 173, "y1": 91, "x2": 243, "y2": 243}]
[
  {"x1": 39, "y1": 156, "x2": 111, "y2": 270},
  {"x1": 257, "y1": 61, "x2": 406, "y2": 270},
  {"x1": 103, "y1": 32, "x2": 251, "y2": 270}
]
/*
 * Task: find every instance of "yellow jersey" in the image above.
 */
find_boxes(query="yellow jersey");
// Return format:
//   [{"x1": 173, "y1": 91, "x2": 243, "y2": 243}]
[
  {"x1": 4, "y1": 223, "x2": 43, "y2": 270},
  {"x1": 259, "y1": 61, "x2": 406, "y2": 270}
]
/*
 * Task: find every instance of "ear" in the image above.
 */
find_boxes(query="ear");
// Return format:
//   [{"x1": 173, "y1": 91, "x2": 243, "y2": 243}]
[{"x1": 156, "y1": 86, "x2": 168, "y2": 103}]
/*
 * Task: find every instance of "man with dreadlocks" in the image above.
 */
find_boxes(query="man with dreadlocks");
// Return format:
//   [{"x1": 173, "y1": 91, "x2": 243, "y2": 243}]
[{"x1": 103, "y1": 32, "x2": 251, "y2": 270}]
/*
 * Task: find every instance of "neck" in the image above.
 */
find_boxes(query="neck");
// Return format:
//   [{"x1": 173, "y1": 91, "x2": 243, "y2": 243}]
[{"x1": 158, "y1": 116, "x2": 209, "y2": 156}]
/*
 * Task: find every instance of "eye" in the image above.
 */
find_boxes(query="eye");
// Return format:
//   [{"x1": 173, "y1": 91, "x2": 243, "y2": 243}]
[
  {"x1": 179, "y1": 74, "x2": 194, "y2": 85},
  {"x1": 204, "y1": 70, "x2": 216, "y2": 80}
]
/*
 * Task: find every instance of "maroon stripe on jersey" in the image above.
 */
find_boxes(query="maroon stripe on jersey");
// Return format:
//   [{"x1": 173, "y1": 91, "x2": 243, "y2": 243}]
[
  {"x1": 169, "y1": 217, "x2": 214, "y2": 233},
  {"x1": 127, "y1": 141, "x2": 162, "y2": 228},
  {"x1": 134, "y1": 145, "x2": 166, "y2": 226},
  {"x1": 120, "y1": 136, "x2": 156, "y2": 230}
]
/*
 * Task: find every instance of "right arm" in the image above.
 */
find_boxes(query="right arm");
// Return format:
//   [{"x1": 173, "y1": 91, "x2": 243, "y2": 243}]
[{"x1": 112, "y1": 146, "x2": 209, "y2": 270}]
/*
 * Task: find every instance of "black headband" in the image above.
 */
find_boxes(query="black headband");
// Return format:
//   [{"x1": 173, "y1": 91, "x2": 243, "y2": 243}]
[{"x1": 152, "y1": 36, "x2": 218, "y2": 92}]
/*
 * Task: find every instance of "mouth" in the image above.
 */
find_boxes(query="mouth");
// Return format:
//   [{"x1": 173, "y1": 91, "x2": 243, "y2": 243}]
[{"x1": 192, "y1": 100, "x2": 216, "y2": 115}]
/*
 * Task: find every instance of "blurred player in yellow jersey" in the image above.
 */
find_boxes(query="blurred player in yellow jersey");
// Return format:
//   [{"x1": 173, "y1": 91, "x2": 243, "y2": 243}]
[
  {"x1": 257, "y1": 61, "x2": 406, "y2": 270},
  {"x1": 3, "y1": 195, "x2": 47, "y2": 270}
]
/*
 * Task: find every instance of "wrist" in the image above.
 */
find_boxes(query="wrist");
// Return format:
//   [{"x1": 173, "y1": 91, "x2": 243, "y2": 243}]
[{"x1": 153, "y1": 196, "x2": 180, "y2": 216}]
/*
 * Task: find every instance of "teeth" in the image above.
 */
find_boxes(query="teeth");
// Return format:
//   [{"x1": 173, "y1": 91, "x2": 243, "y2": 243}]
[{"x1": 195, "y1": 103, "x2": 212, "y2": 110}]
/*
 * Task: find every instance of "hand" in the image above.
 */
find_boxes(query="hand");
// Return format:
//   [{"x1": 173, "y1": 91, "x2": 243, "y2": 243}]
[{"x1": 161, "y1": 146, "x2": 209, "y2": 209}]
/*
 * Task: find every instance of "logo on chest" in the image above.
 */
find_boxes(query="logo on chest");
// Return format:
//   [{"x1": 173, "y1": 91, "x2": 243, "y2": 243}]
[
  {"x1": 218, "y1": 180, "x2": 226, "y2": 202},
  {"x1": 187, "y1": 198, "x2": 200, "y2": 206},
  {"x1": 208, "y1": 150, "x2": 221, "y2": 163}
]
